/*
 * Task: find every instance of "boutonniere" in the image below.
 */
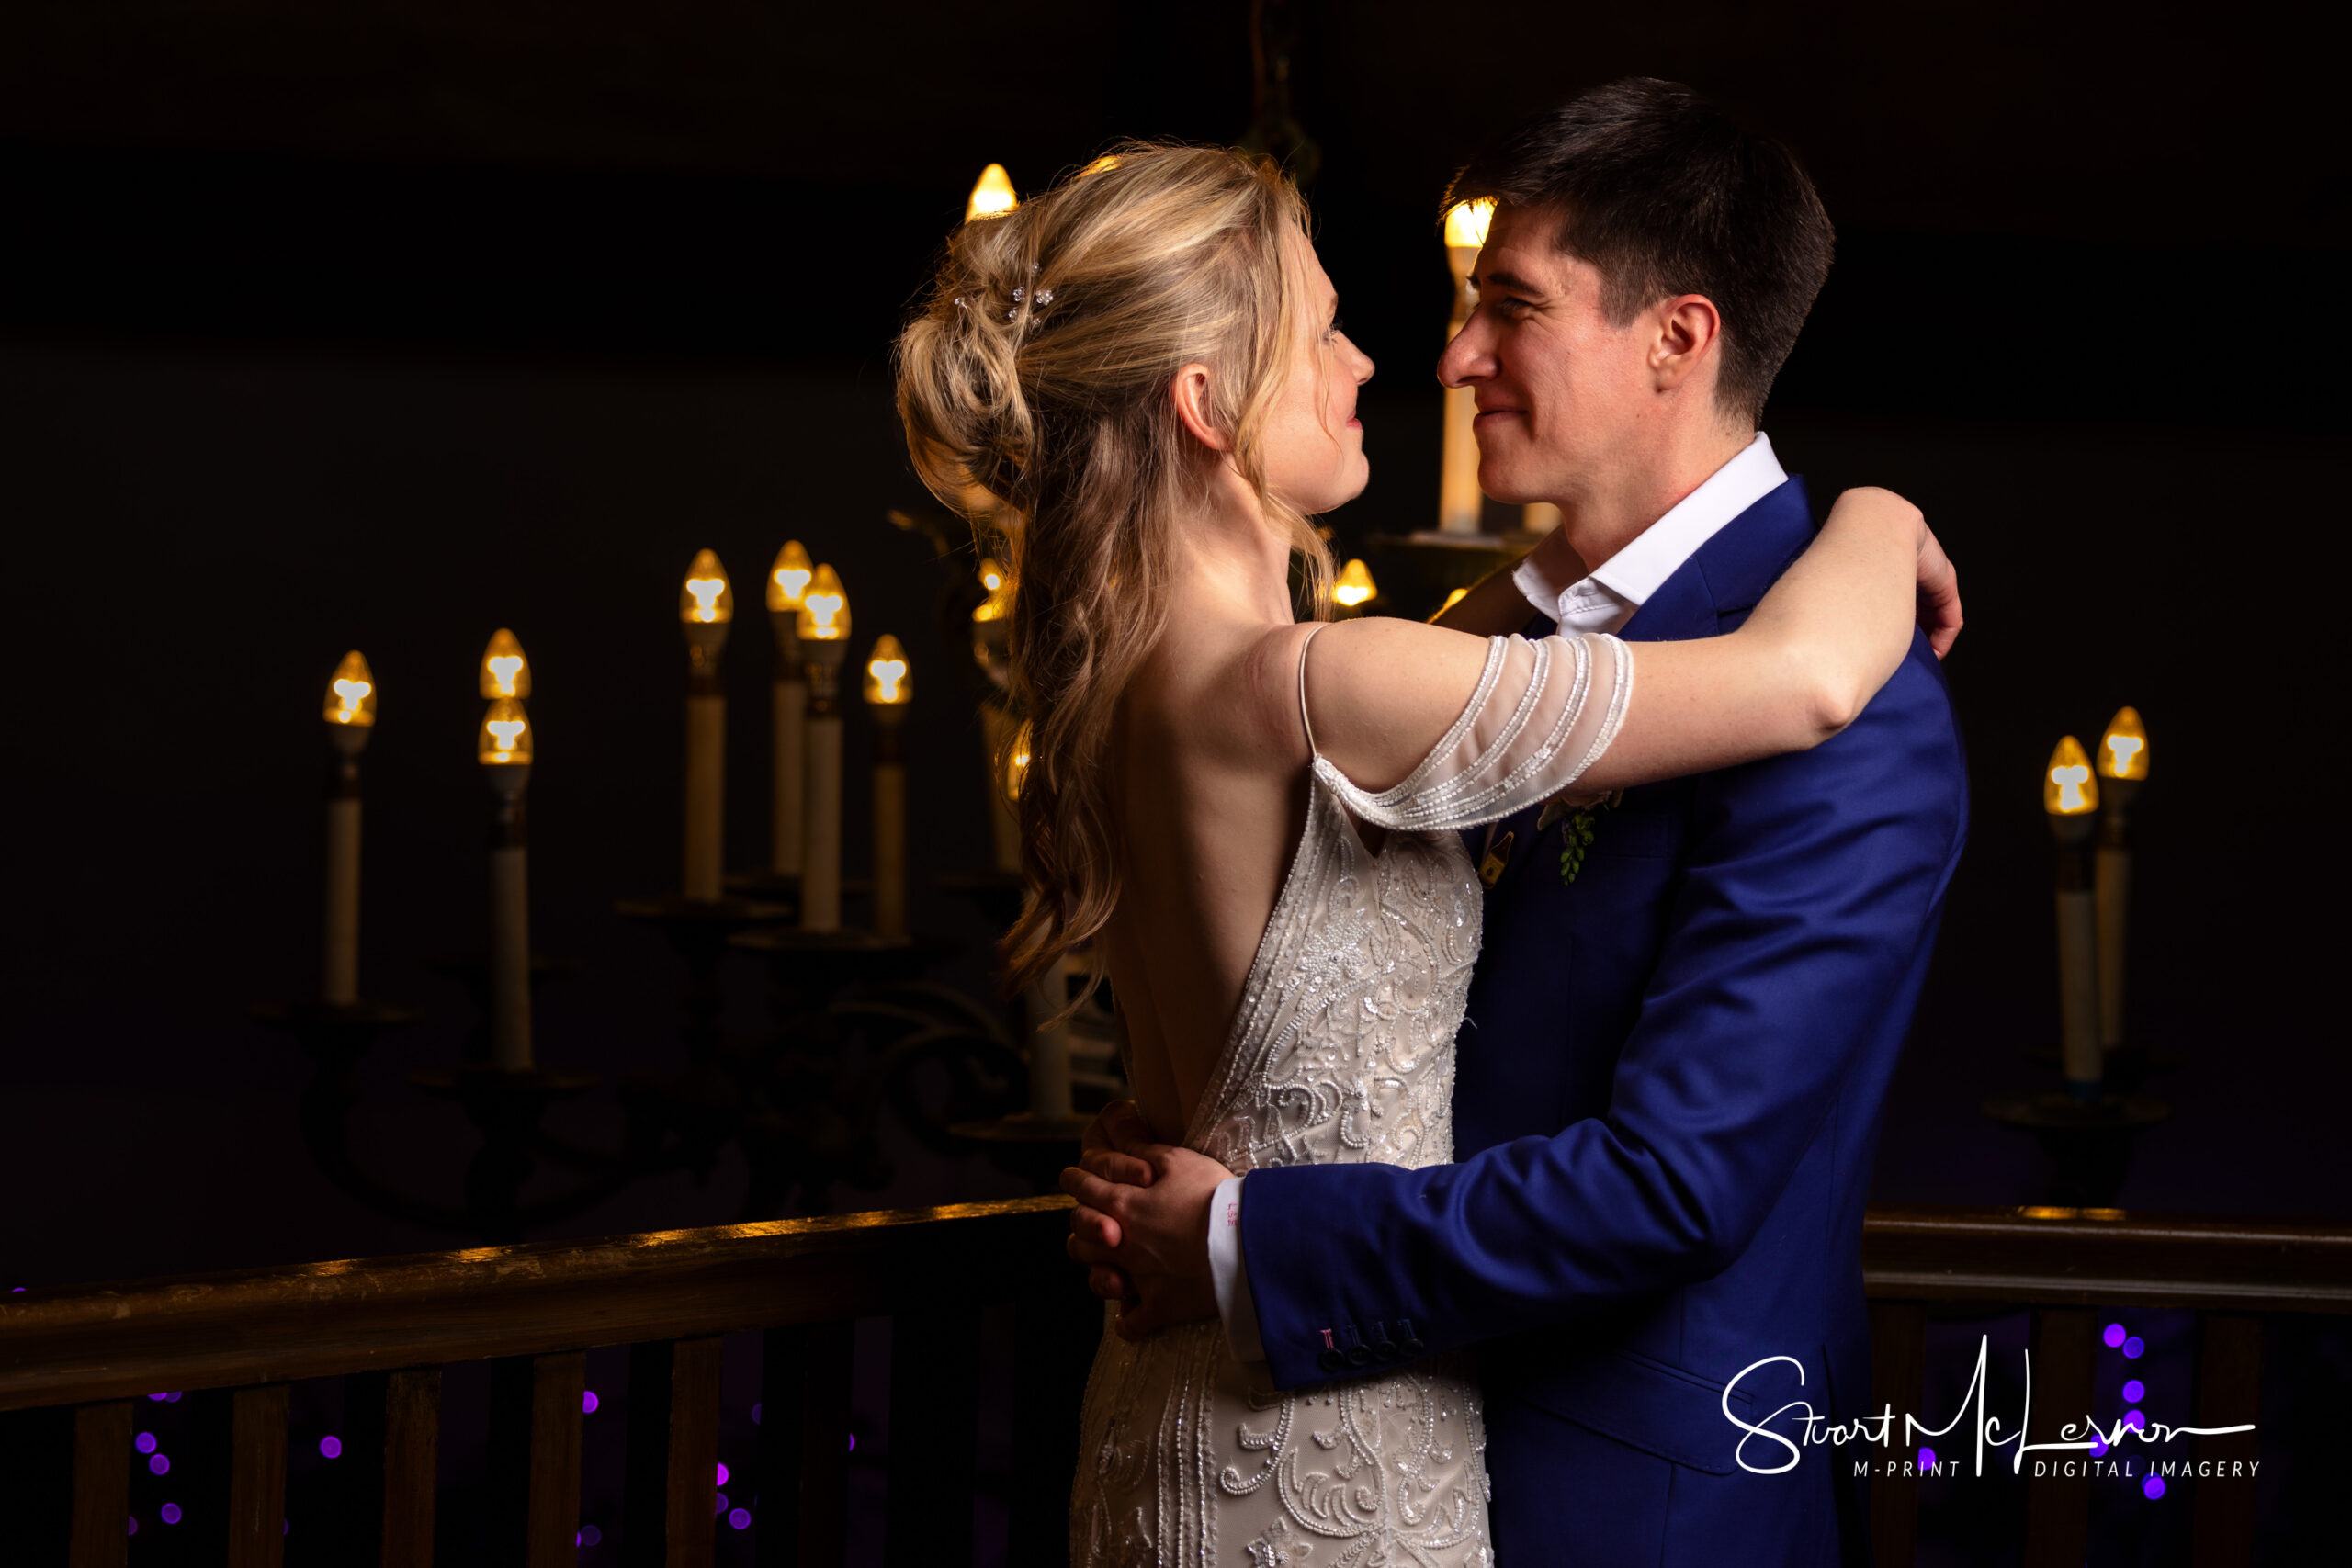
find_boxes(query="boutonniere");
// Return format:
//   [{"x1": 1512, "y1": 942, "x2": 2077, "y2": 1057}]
[{"x1": 1539, "y1": 788, "x2": 1623, "y2": 884}]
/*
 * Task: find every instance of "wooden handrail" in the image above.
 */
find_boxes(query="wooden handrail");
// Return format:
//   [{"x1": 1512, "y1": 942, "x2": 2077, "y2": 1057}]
[
  {"x1": 0, "y1": 1195, "x2": 1076, "y2": 1414},
  {"x1": 1860, "y1": 1204, "x2": 2352, "y2": 1313},
  {"x1": 6, "y1": 1198, "x2": 2346, "y2": 1418}
]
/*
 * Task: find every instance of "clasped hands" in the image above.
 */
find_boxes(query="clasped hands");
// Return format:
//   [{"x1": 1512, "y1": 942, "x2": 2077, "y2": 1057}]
[{"x1": 1059, "y1": 1100, "x2": 1233, "y2": 1341}]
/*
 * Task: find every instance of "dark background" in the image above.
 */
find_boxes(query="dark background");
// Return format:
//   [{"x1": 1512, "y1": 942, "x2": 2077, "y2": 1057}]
[{"x1": 1, "y1": 1, "x2": 2344, "y2": 1561}]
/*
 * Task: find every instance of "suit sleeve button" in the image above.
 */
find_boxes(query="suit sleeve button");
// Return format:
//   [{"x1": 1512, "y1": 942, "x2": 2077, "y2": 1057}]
[
  {"x1": 1345, "y1": 1345, "x2": 1372, "y2": 1368},
  {"x1": 1373, "y1": 1339, "x2": 1398, "y2": 1362},
  {"x1": 1317, "y1": 1349, "x2": 1345, "y2": 1374}
]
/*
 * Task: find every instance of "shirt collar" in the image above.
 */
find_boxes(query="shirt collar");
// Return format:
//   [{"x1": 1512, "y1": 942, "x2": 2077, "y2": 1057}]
[{"x1": 1514, "y1": 432, "x2": 1788, "y2": 624}]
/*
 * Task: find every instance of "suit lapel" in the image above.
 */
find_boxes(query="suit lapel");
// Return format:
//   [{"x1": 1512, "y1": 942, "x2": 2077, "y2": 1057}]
[{"x1": 1619, "y1": 476, "x2": 1818, "y2": 644}]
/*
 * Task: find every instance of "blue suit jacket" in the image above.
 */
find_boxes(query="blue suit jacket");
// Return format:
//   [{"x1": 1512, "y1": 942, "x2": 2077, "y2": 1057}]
[{"x1": 1237, "y1": 478, "x2": 1967, "y2": 1564}]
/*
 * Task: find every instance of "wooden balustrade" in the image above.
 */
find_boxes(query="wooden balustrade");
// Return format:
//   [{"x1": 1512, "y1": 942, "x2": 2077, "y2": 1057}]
[
  {"x1": 0, "y1": 1198, "x2": 2344, "y2": 1564},
  {"x1": 1861, "y1": 1204, "x2": 2352, "y2": 1568}
]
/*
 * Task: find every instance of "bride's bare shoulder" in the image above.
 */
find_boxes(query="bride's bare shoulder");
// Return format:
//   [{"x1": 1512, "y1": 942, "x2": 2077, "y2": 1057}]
[{"x1": 1295, "y1": 616, "x2": 1498, "y2": 788}]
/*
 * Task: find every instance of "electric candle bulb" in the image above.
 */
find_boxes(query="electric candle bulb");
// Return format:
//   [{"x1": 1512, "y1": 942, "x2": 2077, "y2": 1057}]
[
  {"x1": 2044, "y1": 736, "x2": 2098, "y2": 817},
  {"x1": 479, "y1": 699, "x2": 533, "y2": 766},
  {"x1": 864, "y1": 635, "x2": 911, "y2": 706},
  {"x1": 766, "y1": 540, "x2": 814, "y2": 613},
  {"x1": 978, "y1": 558, "x2": 1008, "y2": 592},
  {"x1": 478, "y1": 628, "x2": 531, "y2": 700},
  {"x1": 1444, "y1": 198, "x2": 1495, "y2": 251},
  {"x1": 680, "y1": 549, "x2": 734, "y2": 625},
  {"x1": 2098, "y1": 706, "x2": 2149, "y2": 781},
  {"x1": 967, "y1": 164, "x2": 1018, "y2": 221},
  {"x1": 323, "y1": 650, "x2": 377, "y2": 726},
  {"x1": 797, "y1": 564, "x2": 849, "y2": 642},
  {"x1": 1439, "y1": 587, "x2": 1469, "y2": 614},
  {"x1": 1333, "y1": 558, "x2": 1378, "y2": 608}
]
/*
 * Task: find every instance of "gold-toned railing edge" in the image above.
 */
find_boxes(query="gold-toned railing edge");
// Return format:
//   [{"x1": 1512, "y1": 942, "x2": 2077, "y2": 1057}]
[{"x1": 0, "y1": 1194, "x2": 1079, "y2": 1414}]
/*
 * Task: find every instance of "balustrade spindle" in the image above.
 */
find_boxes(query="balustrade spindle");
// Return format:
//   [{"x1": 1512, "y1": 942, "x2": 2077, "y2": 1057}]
[
  {"x1": 2022, "y1": 1307, "x2": 2095, "y2": 1568},
  {"x1": 1866, "y1": 1300, "x2": 1928, "y2": 1568},
  {"x1": 384, "y1": 1368, "x2": 443, "y2": 1567},
  {"x1": 228, "y1": 1383, "x2": 290, "y2": 1567},
  {"x1": 624, "y1": 1336, "x2": 723, "y2": 1566},
  {"x1": 68, "y1": 1400, "x2": 132, "y2": 1568},
  {"x1": 761, "y1": 1319, "x2": 854, "y2": 1567},
  {"x1": 2189, "y1": 1313, "x2": 2262, "y2": 1568},
  {"x1": 884, "y1": 1307, "x2": 980, "y2": 1567}
]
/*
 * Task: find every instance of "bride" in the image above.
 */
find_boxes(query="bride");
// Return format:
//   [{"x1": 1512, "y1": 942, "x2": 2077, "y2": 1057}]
[{"x1": 894, "y1": 144, "x2": 1954, "y2": 1566}]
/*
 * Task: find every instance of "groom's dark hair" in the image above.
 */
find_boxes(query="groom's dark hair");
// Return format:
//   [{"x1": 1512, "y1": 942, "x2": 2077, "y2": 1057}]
[{"x1": 1447, "y1": 78, "x2": 1833, "y2": 423}]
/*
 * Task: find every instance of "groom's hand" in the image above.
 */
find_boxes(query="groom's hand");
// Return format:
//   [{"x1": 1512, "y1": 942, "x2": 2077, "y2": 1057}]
[
  {"x1": 1915, "y1": 521, "x2": 1962, "y2": 660},
  {"x1": 1061, "y1": 1116, "x2": 1231, "y2": 1340}
]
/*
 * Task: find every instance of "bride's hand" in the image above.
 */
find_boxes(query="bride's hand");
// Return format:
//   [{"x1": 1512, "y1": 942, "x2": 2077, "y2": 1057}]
[
  {"x1": 1062, "y1": 1130, "x2": 1234, "y2": 1340},
  {"x1": 1914, "y1": 516, "x2": 1962, "y2": 660}
]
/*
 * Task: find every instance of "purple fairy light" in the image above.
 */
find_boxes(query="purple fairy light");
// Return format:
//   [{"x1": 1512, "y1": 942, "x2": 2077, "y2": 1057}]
[
  {"x1": 146, "y1": 1393, "x2": 169, "y2": 1403},
  {"x1": 135, "y1": 1433, "x2": 156, "y2": 1454},
  {"x1": 164, "y1": 1392, "x2": 182, "y2": 1404},
  {"x1": 149, "y1": 1454, "x2": 170, "y2": 1476},
  {"x1": 582, "y1": 1390, "x2": 599, "y2": 1415},
  {"x1": 716, "y1": 1462, "x2": 729, "y2": 1486},
  {"x1": 2090, "y1": 1433, "x2": 2109, "y2": 1457},
  {"x1": 2143, "y1": 1474, "x2": 2166, "y2": 1500},
  {"x1": 2124, "y1": 1410, "x2": 2146, "y2": 1431},
  {"x1": 729, "y1": 1507, "x2": 752, "y2": 1529},
  {"x1": 2123, "y1": 1336, "x2": 2145, "y2": 1359},
  {"x1": 715, "y1": 1493, "x2": 728, "y2": 1516},
  {"x1": 2103, "y1": 1323, "x2": 2126, "y2": 1348},
  {"x1": 2122, "y1": 1379, "x2": 2144, "y2": 1402},
  {"x1": 126, "y1": 1517, "x2": 137, "y2": 1536},
  {"x1": 320, "y1": 1436, "x2": 342, "y2": 1459},
  {"x1": 847, "y1": 1432, "x2": 856, "y2": 1452},
  {"x1": 751, "y1": 1403, "x2": 762, "y2": 1425},
  {"x1": 161, "y1": 1503, "x2": 182, "y2": 1525},
  {"x1": 578, "y1": 1524, "x2": 602, "y2": 1546},
  {"x1": 1918, "y1": 1447, "x2": 1937, "y2": 1470}
]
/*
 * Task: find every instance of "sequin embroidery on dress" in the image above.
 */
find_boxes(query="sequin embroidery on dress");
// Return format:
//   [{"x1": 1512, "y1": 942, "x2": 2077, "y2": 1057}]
[{"x1": 1071, "y1": 625, "x2": 1633, "y2": 1567}]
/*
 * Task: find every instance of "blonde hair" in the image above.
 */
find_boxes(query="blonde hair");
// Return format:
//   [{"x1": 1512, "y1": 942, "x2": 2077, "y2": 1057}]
[{"x1": 895, "y1": 141, "x2": 1331, "y2": 1004}]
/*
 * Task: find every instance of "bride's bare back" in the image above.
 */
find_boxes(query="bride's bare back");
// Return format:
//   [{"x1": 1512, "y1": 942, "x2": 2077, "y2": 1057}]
[{"x1": 1098, "y1": 615, "x2": 1319, "y2": 1140}]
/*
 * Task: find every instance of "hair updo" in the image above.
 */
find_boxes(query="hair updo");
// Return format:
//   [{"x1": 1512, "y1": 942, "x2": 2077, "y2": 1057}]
[{"x1": 895, "y1": 141, "x2": 1329, "y2": 1005}]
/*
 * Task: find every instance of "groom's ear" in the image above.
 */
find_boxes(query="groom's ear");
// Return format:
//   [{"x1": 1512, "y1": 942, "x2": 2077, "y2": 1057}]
[
  {"x1": 1169, "y1": 363, "x2": 1235, "y2": 453},
  {"x1": 1646, "y1": 294, "x2": 1725, "y2": 397}
]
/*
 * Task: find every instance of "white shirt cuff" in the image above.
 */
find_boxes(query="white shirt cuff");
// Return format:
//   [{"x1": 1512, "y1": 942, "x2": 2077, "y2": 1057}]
[{"x1": 1207, "y1": 1174, "x2": 1265, "y2": 1363}]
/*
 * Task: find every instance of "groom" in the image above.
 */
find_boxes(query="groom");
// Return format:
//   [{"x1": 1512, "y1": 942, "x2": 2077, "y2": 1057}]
[{"x1": 1066, "y1": 78, "x2": 1966, "y2": 1564}]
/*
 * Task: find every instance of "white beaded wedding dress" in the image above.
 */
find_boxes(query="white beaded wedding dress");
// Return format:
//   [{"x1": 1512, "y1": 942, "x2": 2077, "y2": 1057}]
[{"x1": 1073, "y1": 623, "x2": 1634, "y2": 1568}]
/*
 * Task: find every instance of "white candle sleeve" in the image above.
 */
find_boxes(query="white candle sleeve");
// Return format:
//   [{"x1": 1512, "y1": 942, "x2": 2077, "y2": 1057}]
[
  {"x1": 772, "y1": 674, "x2": 807, "y2": 876},
  {"x1": 800, "y1": 713, "x2": 843, "y2": 931},
  {"x1": 321, "y1": 794, "x2": 361, "y2": 1006},
  {"x1": 489, "y1": 841, "x2": 532, "y2": 1070},
  {"x1": 683, "y1": 691, "x2": 727, "y2": 901}
]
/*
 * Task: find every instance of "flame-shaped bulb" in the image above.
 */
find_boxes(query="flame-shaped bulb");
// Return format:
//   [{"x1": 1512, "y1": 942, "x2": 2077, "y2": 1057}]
[{"x1": 323, "y1": 650, "x2": 377, "y2": 727}]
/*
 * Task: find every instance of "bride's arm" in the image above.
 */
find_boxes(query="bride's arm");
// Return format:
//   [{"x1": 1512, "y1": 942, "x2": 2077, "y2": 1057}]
[{"x1": 1307, "y1": 487, "x2": 1944, "y2": 799}]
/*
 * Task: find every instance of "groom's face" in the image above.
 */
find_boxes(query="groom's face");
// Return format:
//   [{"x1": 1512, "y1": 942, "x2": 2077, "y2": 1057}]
[{"x1": 1437, "y1": 205, "x2": 1665, "y2": 505}]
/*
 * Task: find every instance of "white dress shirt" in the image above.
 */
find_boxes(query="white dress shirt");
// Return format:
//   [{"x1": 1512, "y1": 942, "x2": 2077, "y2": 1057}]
[{"x1": 1206, "y1": 433, "x2": 1790, "y2": 1364}]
